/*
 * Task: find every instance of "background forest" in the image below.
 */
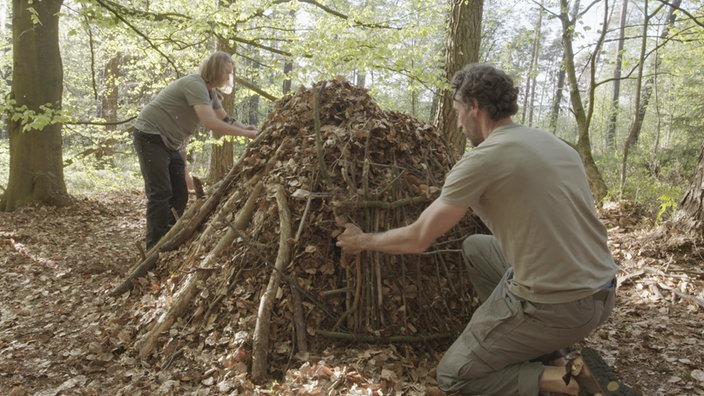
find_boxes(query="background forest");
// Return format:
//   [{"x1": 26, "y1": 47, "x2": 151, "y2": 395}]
[{"x1": 1, "y1": 0, "x2": 702, "y2": 220}]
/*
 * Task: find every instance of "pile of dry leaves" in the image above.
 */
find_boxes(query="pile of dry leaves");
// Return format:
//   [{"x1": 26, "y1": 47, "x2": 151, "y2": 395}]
[{"x1": 108, "y1": 77, "x2": 487, "y2": 384}]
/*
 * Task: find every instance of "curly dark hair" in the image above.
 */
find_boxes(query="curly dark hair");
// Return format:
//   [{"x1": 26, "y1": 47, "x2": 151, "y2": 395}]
[{"x1": 451, "y1": 64, "x2": 519, "y2": 120}]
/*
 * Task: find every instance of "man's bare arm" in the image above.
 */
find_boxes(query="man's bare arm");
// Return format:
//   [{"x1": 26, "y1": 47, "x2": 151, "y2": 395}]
[{"x1": 336, "y1": 199, "x2": 467, "y2": 255}]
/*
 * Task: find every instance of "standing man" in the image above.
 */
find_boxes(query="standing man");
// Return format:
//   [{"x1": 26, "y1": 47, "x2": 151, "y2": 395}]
[
  {"x1": 133, "y1": 51, "x2": 258, "y2": 250},
  {"x1": 336, "y1": 64, "x2": 638, "y2": 395}
]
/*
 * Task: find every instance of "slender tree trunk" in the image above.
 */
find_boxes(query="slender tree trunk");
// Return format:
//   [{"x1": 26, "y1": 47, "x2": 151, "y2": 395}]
[
  {"x1": 523, "y1": 2, "x2": 543, "y2": 127},
  {"x1": 558, "y1": 0, "x2": 610, "y2": 203},
  {"x1": 628, "y1": 0, "x2": 681, "y2": 146},
  {"x1": 101, "y1": 54, "x2": 122, "y2": 131},
  {"x1": 2, "y1": 0, "x2": 68, "y2": 211},
  {"x1": 434, "y1": 0, "x2": 483, "y2": 160},
  {"x1": 282, "y1": 9, "x2": 295, "y2": 95},
  {"x1": 619, "y1": 0, "x2": 649, "y2": 199},
  {"x1": 606, "y1": 0, "x2": 628, "y2": 149},
  {"x1": 283, "y1": 60, "x2": 293, "y2": 95},
  {"x1": 355, "y1": 70, "x2": 366, "y2": 88},
  {"x1": 549, "y1": 54, "x2": 567, "y2": 133},
  {"x1": 248, "y1": 94, "x2": 260, "y2": 126},
  {"x1": 206, "y1": 97, "x2": 235, "y2": 184}
]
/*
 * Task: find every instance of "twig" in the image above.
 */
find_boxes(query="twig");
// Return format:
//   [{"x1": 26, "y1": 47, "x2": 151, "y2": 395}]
[
  {"x1": 657, "y1": 282, "x2": 704, "y2": 309},
  {"x1": 252, "y1": 184, "x2": 292, "y2": 384},
  {"x1": 337, "y1": 196, "x2": 430, "y2": 209},
  {"x1": 316, "y1": 330, "x2": 453, "y2": 343},
  {"x1": 289, "y1": 275, "x2": 308, "y2": 355},
  {"x1": 334, "y1": 254, "x2": 361, "y2": 331}
]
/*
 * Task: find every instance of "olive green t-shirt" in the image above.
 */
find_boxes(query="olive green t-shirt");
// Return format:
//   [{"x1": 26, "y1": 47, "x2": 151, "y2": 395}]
[
  {"x1": 135, "y1": 74, "x2": 222, "y2": 150},
  {"x1": 440, "y1": 123, "x2": 617, "y2": 304}
]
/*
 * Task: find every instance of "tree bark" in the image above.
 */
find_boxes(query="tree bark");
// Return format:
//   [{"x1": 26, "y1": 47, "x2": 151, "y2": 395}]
[
  {"x1": 2, "y1": 0, "x2": 68, "y2": 211},
  {"x1": 100, "y1": 54, "x2": 122, "y2": 131},
  {"x1": 434, "y1": 0, "x2": 483, "y2": 160},
  {"x1": 671, "y1": 142, "x2": 704, "y2": 239}
]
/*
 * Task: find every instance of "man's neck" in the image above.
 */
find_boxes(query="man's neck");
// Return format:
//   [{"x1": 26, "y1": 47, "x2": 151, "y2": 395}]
[{"x1": 481, "y1": 117, "x2": 513, "y2": 139}]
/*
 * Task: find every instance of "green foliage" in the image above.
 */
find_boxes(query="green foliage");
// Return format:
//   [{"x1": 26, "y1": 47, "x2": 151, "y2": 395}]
[
  {"x1": 597, "y1": 144, "x2": 695, "y2": 223},
  {"x1": 656, "y1": 189, "x2": 680, "y2": 224},
  {"x1": 3, "y1": 99, "x2": 69, "y2": 133},
  {"x1": 62, "y1": 144, "x2": 143, "y2": 194}
]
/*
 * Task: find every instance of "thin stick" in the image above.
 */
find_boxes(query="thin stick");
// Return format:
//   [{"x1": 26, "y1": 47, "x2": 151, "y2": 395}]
[{"x1": 252, "y1": 184, "x2": 293, "y2": 383}]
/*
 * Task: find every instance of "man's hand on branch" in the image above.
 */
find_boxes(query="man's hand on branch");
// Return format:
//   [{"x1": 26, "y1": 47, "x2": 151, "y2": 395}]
[{"x1": 336, "y1": 223, "x2": 365, "y2": 255}]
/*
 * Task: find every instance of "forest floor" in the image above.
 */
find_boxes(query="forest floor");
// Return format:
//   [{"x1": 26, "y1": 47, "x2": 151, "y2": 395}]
[{"x1": 0, "y1": 190, "x2": 703, "y2": 396}]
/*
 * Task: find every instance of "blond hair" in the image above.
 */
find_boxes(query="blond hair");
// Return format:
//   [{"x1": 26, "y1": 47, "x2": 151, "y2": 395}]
[{"x1": 199, "y1": 51, "x2": 234, "y2": 84}]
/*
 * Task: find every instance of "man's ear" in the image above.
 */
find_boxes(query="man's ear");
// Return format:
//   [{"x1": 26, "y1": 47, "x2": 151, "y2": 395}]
[{"x1": 468, "y1": 98, "x2": 480, "y2": 110}]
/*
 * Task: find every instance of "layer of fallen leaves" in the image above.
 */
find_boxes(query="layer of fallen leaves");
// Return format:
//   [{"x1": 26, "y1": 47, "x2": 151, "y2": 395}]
[{"x1": 1, "y1": 192, "x2": 704, "y2": 395}]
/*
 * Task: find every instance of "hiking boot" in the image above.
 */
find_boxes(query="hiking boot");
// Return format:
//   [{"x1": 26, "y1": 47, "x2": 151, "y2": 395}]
[{"x1": 563, "y1": 347, "x2": 641, "y2": 396}]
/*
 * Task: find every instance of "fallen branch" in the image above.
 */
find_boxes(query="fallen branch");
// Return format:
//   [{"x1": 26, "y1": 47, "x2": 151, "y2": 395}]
[
  {"x1": 136, "y1": 181, "x2": 263, "y2": 358},
  {"x1": 289, "y1": 274, "x2": 308, "y2": 356},
  {"x1": 316, "y1": 330, "x2": 452, "y2": 343},
  {"x1": 657, "y1": 282, "x2": 704, "y2": 309},
  {"x1": 334, "y1": 195, "x2": 430, "y2": 209},
  {"x1": 252, "y1": 184, "x2": 292, "y2": 383},
  {"x1": 111, "y1": 199, "x2": 203, "y2": 296},
  {"x1": 110, "y1": 251, "x2": 160, "y2": 296},
  {"x1": 333, "y1": 254, "x2": 361, "y2": 331},
  {"x1": 158, "y1": 160, "x2": 250, "y2": 252}
]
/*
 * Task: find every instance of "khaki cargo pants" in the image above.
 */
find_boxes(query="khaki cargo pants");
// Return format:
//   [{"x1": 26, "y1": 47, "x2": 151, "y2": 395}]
[{"x1": 436, "y1": 234, "x2": 615, "y2": 396}]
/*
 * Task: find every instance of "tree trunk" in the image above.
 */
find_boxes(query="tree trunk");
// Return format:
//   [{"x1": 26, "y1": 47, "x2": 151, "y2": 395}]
[
  {"x1": 522, "y1": 2, "x2": 543, "y2": 127},
  {"x1": 282, "y1": 9, "x2": 295, "y2": 95},
  {"x1": 606, "y1": 0, "x2": 628, "y2": 149},
  {"x1": 672, "y1": 142, "x2": 704, "y2": 238},
  {"x1": 2, "y1": 0, "x2": 68, "y2": 211},
  {"x1": 558, "y1": 0, "x2": 609, "y2": 203},
  {"x1": 283, "y1": 60, "x2": 293, "y2": 95},
  {"x1": 101, "y1": 54, "x2": 122, "y2": 131},
  {"x1": 620, "y1": 0, "x2": 649, "y2": 199},
  {"x1": 434, "y1": 0, "x2": 483, "y2": 160},
  {"x1": 628, "y1": 0, "x2": 681, "y2": 146},
  {"x1": 548, "y1": 53, "x2": 567, "y2": 134}
]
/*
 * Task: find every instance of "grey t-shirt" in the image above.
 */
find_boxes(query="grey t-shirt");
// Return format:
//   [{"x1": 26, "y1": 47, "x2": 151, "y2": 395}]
[
  {"x1": 440, "y1": 123, "x2": 617, "y2": 304},
  {"x1": 135, "y1": 74, "x2": 222, "y2": 150}
]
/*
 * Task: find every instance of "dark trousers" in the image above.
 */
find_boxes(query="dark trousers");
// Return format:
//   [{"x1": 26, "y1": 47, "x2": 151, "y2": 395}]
[{"x1": 133, "y1": 130, "x2": 188, "y2": 250}]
